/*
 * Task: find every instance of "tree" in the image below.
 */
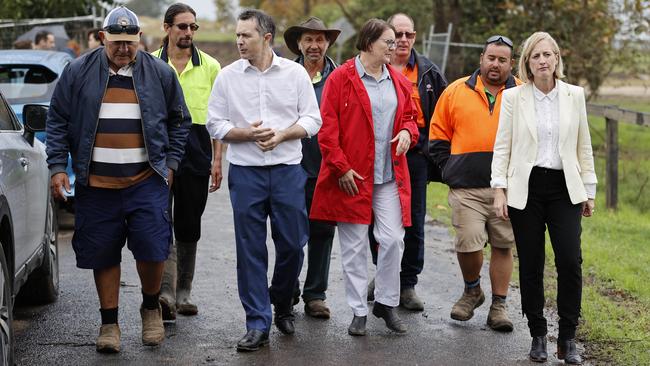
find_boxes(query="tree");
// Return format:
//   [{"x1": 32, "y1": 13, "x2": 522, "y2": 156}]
[
  {"x1": 215, "y1": 0, "x2": 235, "y2": 31},
  {"x1": 125, "y1": 0, "x2": 171, "y2": 18},
  {"x1": 0, "y1": 0, "x2": 113, "y2": 19}
]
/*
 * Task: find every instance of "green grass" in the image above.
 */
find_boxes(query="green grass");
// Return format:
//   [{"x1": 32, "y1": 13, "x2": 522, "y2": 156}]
[{"x1": 426, "y1": 102, "x2": 650, "y2": 364}]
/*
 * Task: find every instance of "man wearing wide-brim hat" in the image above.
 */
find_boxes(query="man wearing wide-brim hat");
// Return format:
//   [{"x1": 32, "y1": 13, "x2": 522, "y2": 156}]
[{"x1": 283, "y1": 17, "x2": 339, "y2": 319}]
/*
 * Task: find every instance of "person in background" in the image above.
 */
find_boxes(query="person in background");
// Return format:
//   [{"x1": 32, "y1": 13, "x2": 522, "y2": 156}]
[
  {"x1": 34, "y1": 30, "x2": 55, "y2": 50},
  {"x1": 429, "y1": 35, "x2": 520, "y2": 333},
  {"x1": 87, "y1": 28, "x2": 103, "y2": 49},
  {"x1": 152, "y1": 2, "x2": 222, "y2": 322},
  {"x1": 310, "y1": 18, "x2": 418, "y2": 337},
  {"x1": 492, "y1": 31, "x2": 597, "y2": 365},
  {"x1": 13, "y1": 39, "x2": 33, "y2": 49},
  {"x1": 283, "y1": 16, "x2": 339, "y2": 319}
]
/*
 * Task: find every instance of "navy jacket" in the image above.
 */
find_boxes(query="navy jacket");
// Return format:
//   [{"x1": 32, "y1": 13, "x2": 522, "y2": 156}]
[
  {"x1": 46, "y1": 47, "x2": 191, "y2": 185},
  {"x1": 409, "y1": 50, "x2": 447, "y2": 181},
  {"x1": 296, "y1": 55, "x2": 337, "y2": 179}
]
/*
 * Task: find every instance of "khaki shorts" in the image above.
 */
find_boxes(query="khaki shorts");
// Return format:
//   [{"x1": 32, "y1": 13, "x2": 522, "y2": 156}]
[{"x1": 448, "y1": 188, "x2": 515, "y2": 253}]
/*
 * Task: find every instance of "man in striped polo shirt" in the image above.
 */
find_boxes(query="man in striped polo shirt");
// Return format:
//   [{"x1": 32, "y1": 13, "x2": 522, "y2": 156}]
[
  {"x1": 152, "y1": 3, "x2": 222, "y2": 322},
  {"x1": 46, "y1": 6, "x2": 191, "y2": 353}
]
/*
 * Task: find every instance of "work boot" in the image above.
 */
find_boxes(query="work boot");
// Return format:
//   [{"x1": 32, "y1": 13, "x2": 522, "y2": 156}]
[
  {"x1": 159, "y1": 241, "x2": 177, "y2": 321},
  {"x1": 450, "y1": 286, "x2": 485, "y2": 321},
  {"x1": 304, "y1": 299, "x2": 331, "y2": 319},
  {"x1": 176, "y1": 241, "x2": 198, "y2": 316},
  {"x1": 372, "y1": 302, "x2": 407, "y2": 333},
  {"x1": 367, "y1": 278, "x2": 375, "y2": 302},
  {"x1": 486, "y1": 297, "x2": 513, "y2": 332},
  {"x1": 96, "y1": 324, "x2": 121, "y2": 353},
  {"x1": 399, "y1": 287, "x2": 424, "y2": 311},
  {"x1": 141, "y1": 305, "x2": 165, "y2": 346}
]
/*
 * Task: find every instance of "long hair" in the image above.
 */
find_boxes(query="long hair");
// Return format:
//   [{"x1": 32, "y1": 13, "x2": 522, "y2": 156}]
[{"x1": 162, "y1": 3, "x2": 197, "y2": 46}]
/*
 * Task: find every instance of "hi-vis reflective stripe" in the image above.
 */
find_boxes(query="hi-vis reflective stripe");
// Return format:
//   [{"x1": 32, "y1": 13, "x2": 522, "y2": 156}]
[
  {"x1": 92, "y1": 147, "x2": 148, "y2": 164},
  {"x1": 98, "y1": 103, "x2": 142, "y2": 119}
]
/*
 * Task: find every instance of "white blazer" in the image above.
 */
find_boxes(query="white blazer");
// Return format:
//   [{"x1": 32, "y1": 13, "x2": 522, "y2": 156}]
[{"x1": 491, "y1": 80, "x2": 597, "y2": 210}]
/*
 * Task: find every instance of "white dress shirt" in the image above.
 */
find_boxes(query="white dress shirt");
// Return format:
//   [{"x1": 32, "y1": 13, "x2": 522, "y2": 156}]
[
  {"x1": 533, "y1": 83, "x2": 596, "y2": 198},
  {"x1": 206, "y1": 52, "x2": 322, "y2": 166},
  {"x1": 533, "y1": 83, "x2": 562, "y2": 170}
]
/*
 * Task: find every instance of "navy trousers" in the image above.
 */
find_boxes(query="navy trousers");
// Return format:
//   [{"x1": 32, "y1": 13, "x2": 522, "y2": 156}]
[
  {"x1": 370, "y1": 151, "x2": 427, "y2": 288},
  {"x1": 228, "y1": 164, "x2": 308, "y2": 332}
]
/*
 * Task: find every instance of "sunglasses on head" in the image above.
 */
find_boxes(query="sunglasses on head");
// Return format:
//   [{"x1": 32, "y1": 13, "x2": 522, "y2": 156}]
[
  {"x1": 104, "y1": 24, "x2": 140, "y2": 35},
  {"x1": 172, "y1": 23, "x2": 199, "y2": 31},
  {"x1": 395, "y1": 31, "x2": 416, "y2": 40},
  {"x1": 486, "y1": 35, "x2": 513, "y2": 49}
]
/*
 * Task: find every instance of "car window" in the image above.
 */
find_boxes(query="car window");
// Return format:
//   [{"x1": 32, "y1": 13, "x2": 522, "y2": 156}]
[
  {"x1": 0, "y1": 65, "x2": 58, "y2": 105},
  {"x1": 0, "y1": 93, "x2": 19, "y2": 131}
]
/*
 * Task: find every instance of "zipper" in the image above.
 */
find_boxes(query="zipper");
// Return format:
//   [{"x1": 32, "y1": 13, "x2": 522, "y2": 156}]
[
  {"x1": 87, "y1": 73, "x2": 110, "y2": 180},
  {"x1": 132, "y1": 68, "x2": 161, "y2": 183}
]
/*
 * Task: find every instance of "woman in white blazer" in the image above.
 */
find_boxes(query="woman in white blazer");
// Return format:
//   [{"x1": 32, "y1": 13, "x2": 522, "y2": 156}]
[{"x1": 491, "y1": 32, "x2": 597, "y2": 365}]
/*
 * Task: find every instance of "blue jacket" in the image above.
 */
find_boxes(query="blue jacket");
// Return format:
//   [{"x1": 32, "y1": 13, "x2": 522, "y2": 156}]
[{"x1": 46, "y1": 47, "x2": 191, "y2": 185}]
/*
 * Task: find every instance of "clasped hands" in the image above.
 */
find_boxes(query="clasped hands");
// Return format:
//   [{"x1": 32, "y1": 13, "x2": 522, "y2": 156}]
[{"x1": 249, "y1": 121, "x2": 284, "y2": 152}]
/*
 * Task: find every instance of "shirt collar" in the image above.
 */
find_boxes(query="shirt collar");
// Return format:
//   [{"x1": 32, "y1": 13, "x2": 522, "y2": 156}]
[
  {"x1": 242, "y1": 50, "x2": 281, "y2": 72},
  {"x1": 533, "y1": 82, "x2": 559, "y2": 101},
  {"x1": 406, "y1": 50, "x2": 416, "y2": 69},
  {"x1": 108, "y1": 62, "x2": 134, "y2": 76},
  {"x1": 355, "y1": 55, "x2": 390, "y2": 81}
]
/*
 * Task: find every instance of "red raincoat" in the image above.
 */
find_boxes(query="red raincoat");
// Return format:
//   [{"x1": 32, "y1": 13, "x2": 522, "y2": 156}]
[{"x1": 310, "y1": 58, "x2": 419, "y2": 226}]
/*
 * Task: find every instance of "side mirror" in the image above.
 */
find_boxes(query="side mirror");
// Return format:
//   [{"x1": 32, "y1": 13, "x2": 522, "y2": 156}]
[
  {"x1": 23, "y1": 104, "x2": 48, "y2": 146},
  {"x1": 23, "y1": 104, "x2": 48, "y2": 132}
]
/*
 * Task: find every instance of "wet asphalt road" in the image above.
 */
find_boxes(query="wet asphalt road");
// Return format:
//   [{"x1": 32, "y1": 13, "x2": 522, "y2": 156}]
[{"x1": 13, "y1": 171, "x2": 581, "y2": 365}]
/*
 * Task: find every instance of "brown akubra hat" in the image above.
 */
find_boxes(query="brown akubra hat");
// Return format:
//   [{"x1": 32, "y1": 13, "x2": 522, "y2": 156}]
[{"x1": 283, "y1": 17, "x2": 341, "y2": 55}]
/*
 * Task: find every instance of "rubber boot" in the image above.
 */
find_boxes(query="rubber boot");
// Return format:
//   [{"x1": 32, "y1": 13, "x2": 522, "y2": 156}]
[
  {"x1": 159, "y1": 241, "x2": 177, "y2": 320},
  {"x1": 176, "y1": 241, "x2": 198, "y2": 315}
]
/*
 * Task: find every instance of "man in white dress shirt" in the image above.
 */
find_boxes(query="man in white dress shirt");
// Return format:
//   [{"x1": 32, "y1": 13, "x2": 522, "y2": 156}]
[{"x1": 206, "y1": 9, "x2": 322, "y2": 352}]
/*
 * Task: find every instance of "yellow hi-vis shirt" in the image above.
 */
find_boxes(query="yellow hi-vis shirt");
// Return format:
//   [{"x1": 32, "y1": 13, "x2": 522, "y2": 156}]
[{"x1": 152, "y1": 45, "x2": 221, "y2": 125}]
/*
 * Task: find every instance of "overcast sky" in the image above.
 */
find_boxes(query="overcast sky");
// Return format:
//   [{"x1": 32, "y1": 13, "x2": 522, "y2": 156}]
[{"x1": 183, "y1": 0, "x2": 217, "y2": 20}]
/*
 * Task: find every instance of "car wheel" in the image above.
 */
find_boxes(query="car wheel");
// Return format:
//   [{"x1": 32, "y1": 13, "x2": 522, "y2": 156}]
[
  {"x1": 17, "y1": 197, "x2": 59, "y2": 305},
  {"x1": 0, "y1": 241, "x2": 14, "y2": 366}
]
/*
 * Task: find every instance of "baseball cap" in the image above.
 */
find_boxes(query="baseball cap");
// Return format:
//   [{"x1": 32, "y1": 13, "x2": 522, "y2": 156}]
[{"x1": 102, "y1": 6, "x2": 141, "y2": 42}]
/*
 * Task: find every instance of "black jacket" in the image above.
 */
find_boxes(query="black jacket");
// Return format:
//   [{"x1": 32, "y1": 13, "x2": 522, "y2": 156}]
[
  {"x1": 410, "y1": 50, "x2": 447, "y2": 181},
  {"x1": 295, "y1": 55, "x2": 338, "y2": 179}
]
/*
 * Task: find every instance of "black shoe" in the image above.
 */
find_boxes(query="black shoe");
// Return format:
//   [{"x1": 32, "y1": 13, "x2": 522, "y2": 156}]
[
  {"x1": 529, "y1": 336, "x2": 548, "y2": 362},
  {"x1": 347, "y1": 315, "x2": 367, "y2": 336},
  {"x1": 558, "y1": 339, "x2": 582, "y2": 365},
  {"x1": 367, "y1": 278, "x2": 375, "y2": 302},
  {"x1": 372, "y1": 302, "x2": 407, "y2": 333},
  {"x1": 274, "y1": 311, "x2": 295, "y2": 335},
  {"x1": 236, "y1": 329, "x2": 269, "y2": 352}
]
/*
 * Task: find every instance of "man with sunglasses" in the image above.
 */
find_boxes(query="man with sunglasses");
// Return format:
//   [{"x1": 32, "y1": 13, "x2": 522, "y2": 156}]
[
  {"x1": 429, "y1": 35, "x2": 520, "y2": 332},
  {"x1": 367, "y1": 13, "x2": 447, "y2": 311},
  {"x1": 46, "y1": 6, "x2": 190, "y2": 353},
  {"x1": 152, "y1": 3, "x2": 222, "y2": 322}
]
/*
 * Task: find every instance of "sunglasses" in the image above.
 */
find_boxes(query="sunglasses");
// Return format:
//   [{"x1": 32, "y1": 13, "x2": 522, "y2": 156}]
[
  {"x1": 104, "y1": 24, "x2": 140, "y2": 35},
  {"x1": 395, "y1": 31, "x2": 416, "y2": 40},
  {"x1": 172, "y1": 23, "x2": 199, "y2": 31},
  {"x1": 486, "y1": 35, "x2": 513, "y2": 49}
]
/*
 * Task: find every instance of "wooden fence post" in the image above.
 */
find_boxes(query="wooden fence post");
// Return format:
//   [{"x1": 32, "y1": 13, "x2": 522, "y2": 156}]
[{"x1": 605, "y1": 117, "x2": 618, "y2": 209}]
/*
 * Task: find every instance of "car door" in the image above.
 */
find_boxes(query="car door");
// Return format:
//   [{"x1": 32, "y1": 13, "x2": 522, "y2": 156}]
[{"x1": 0, "y1": 95, "x2": 46, "y2": 267}]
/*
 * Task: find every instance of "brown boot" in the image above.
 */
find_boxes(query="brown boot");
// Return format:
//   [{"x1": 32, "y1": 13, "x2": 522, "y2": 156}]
[
  {"x1": 304, "y1": 299, "x2": 331, "y2": 319},
  {"x1": 399, "y1": 287, "x2": 424, "y2": 311},
  {"x1": 450, "y1": 286, "x2": 485, "y2": 321},
  {"x1": 141, "y1": 305, "x2": 165, "y2": 346},
  {"x1": 176, "y1": 242, "x2": 198, "y2": 315},
  {"x1": 160, "y1": 241, "x2": 177, "y2": 321},
  {"x1": 96, "y1": 324, "x2": 121, "y2": 353},
  {"x1": 487, "y1": 297, "x2": 513, "y2": 332}
]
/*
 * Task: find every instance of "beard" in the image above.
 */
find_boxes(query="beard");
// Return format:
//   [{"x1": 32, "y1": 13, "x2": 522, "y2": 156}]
[{"x1": 176, "y1": 38, "x2": 192, "y2": 49}]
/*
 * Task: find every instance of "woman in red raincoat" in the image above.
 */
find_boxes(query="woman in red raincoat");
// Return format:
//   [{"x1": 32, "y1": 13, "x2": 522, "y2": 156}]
[{"x1": 310, "y1": 18, "x2": 419, "y2": 337}]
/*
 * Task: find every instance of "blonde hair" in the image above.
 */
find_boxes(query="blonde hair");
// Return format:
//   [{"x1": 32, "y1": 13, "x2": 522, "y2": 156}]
[{"x1": 517, "y1": 32, "x2": 564, "y2": 83}]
